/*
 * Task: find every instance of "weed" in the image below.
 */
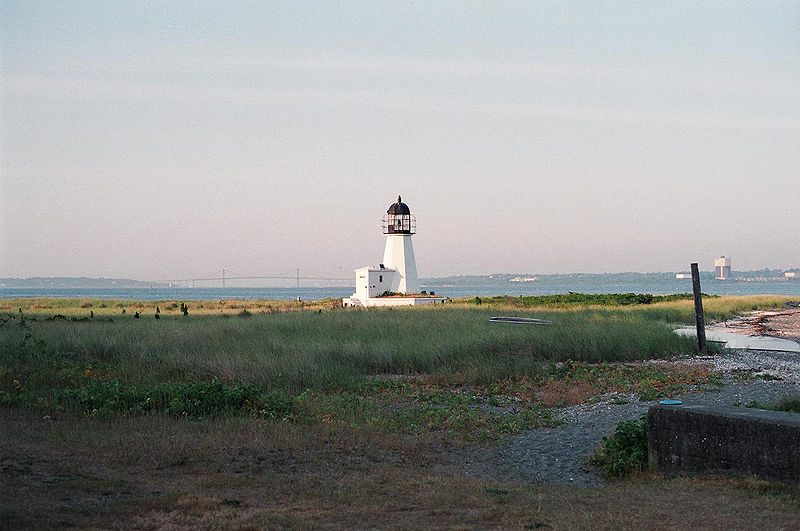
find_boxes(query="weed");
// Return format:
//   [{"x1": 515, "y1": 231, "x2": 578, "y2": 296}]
[
  {"x1": 482, "y1": 292, "x2": 698, "y2": 307},
  {"x1": 734, "y1": 369, "x2": 781, "y2": 383},
  {"x1": 484, "y1": 487, "x2": 510, "y2": 495},
  {"x1": 589, "y1": 416, "x2": 648, "y2": 478},
  {"x1": 638, "y1": 387, "x2": 666, "y2": 401},
  {"x1": 743, "y1": 395, "x2": 800, "y2": 414},
  {"x1": 775, "y1": 395, "x2": 800, "y2": 413},
  {"x1": 288, "y1": 382, "x2": 558, "y2": 440},
  {"x1": 61, "y1": 379, "x2": 295, "y2": 419}
]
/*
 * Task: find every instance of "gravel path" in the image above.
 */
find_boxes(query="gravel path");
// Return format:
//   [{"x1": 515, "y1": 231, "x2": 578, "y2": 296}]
[{"x1": 455, "y1": 310, "x2": 800, "y2": 487}]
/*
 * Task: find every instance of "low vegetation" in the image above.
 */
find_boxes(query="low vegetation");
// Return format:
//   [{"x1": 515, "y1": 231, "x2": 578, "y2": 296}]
[
  {"x1": 3, "y1": 294, "x2": 798, "y2": 527},
  {"x1": 466, "y1": 293, "x2": 795, "y2": 324},
  {"x1": 774, "y1": 395, "x2": 800, "y2": 413},
  {"x1": 2, "y1": 294, "x2": 786, "y2": 427},
  {"x1": 0, "y1": 296, "x2": 341, "y2": 317},
  {"x1": 472, "y1": 292, "x2": 697, "y2": 307},
  {"x1": 7, "y1": 408, "x2": 800, "y2": 529},
  {"x1": 589, "y1": 416, "x2": 649, "y2": 478},
  {"x1": 744, "y1": 394, "x2": 800, "y2": 414},
  {"x1": 376, "y1": 290, "x2": 402, "y2": 297},
  {"x1": 2, "y1": 303, "x2": 718, "y2": 421}
]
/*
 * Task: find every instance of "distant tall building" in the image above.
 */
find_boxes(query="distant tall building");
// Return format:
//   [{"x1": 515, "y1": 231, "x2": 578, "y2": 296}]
[{"x1": 715, "y1": 256, "x2": 731, "y2": 280}]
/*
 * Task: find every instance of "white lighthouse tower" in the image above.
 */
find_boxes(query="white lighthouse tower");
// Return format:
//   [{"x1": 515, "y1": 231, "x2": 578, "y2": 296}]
[
  {"x1": 343, "y1": 196, "x2": 443, "y2": 307},
  {"x1": 381, "y1": 196, "x2": 419, "y2": 294}
]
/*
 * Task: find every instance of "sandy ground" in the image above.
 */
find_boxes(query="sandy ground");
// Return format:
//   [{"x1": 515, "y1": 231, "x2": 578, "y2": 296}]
[{"x1": 718, "y1": 308, "x2": 800, "y2": 340}]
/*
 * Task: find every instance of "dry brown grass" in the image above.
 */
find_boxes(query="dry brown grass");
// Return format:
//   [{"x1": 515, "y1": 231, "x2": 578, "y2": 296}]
[
  {"x1": 3, "y1": 407, "x2": 799, "y2": 530},
  {"x1": 0, "y1": 297, "x2": 341, "y2": 318},
  {"x1": 535, "y1": 379, "x2": 595, "y2": 407}
]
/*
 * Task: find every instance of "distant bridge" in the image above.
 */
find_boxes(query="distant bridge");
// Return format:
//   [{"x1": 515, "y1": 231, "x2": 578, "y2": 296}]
[{"x1": 148, "y1": 269, "x2": 353, "y2": 288}]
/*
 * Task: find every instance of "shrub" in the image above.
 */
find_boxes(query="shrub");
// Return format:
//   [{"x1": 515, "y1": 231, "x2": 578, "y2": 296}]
[
  {"x1": 589, "y1": 415, "x2": 648, "y2": 478},
  {"x1": 483, "y1": 293, "x2": 698, "y2": 307},
  {"x1": 745, "y1": 395, "x2": 800, "y2": 414},
  {"x1": 775, "y1": 395, "x2": 800, "y2": 413},
  {"x1": 61, "y1": 379, "x2": 294, "y2": 418}
]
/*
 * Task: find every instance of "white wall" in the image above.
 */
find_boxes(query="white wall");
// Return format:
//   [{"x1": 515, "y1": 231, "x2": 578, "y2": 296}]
[
  {"x1": 382, "y1": 234, "x2": 419, "y2": 294},
  {"x1": 355, "y1": 268, "x2": 369, "y2": 302},
  {"x1": 354, "y1": 267, "x2": 398, "y2": 302},
  {"x1": 364, "y1": 296, "x2": 443, "y2": 307},
  {"x1": 367, "y1": 269, "x2": 397, "y2": 297}
]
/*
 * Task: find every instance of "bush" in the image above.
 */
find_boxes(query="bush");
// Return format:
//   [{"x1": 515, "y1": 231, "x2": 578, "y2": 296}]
[
  {"x1": 589, "y1": 415, "x2": 648, "y2": 478},
  {"x1": 376, "y1": 291, "x2": 401, "y2": 298},
  {"x1": 775, "y1": 395, "x2": 800, "y2": 413},
  {"x1": 61, "y1": 379, "x2": 295, "y2": 418},
  {"x1": 745, "y1": 394, "x2": 800, "y2": 414},
  {"x1": 484, "y1": 293, "x2": 698, "y2": 307}
]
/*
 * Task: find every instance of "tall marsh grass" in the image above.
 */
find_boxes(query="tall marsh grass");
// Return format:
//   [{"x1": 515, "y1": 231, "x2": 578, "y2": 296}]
[
  {"x1": 6, "y1": 306, "x2": 691, "y2": 392},
  {"x1": 1, "y1": 295, "x2": 789, "y2": 408}
]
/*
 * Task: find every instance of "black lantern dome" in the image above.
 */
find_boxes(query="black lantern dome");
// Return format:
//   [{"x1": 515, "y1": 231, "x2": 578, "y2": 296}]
[
  {"x1": 387, "y1": 195, "x2": 411, "y2": 216},
  {"x1": 382, "y1": 195, "x2": 416, "y2": 234}
]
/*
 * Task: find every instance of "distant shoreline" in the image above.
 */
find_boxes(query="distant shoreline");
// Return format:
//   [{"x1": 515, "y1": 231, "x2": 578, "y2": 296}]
[
  {"x1": 2, "y1": 270, "x2": 798, "y2": 290},
  {"x1": 3, "y1": 280, "x2": 800, "y2": 302}
]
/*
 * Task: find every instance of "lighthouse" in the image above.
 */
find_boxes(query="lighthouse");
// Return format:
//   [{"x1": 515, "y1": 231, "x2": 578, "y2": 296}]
[
  {"x1": 343, "y1": 196, "x2": 443, "y2": 307},
  {"x1": 381, "y1": 196, "x2": 419, "y2": 294}
]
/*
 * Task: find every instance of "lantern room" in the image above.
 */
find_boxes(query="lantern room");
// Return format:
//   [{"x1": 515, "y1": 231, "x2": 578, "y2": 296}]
[{"x1": 382, "y1": 196, "x2": 416, "y2": 234}]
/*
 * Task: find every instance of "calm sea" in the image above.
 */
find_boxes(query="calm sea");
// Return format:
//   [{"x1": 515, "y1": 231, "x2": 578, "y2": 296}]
[{"x1": 2, "y1": 278, "x2": 799, "y2": 301}]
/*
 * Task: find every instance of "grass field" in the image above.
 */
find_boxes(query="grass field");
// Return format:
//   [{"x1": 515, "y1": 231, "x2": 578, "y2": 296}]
[
  {"x1": 3, "y1": 294, "x2": 799, "y2": 528},
  {"x1": 6, "y1": 409, "x2": 800, "y2": 530}
]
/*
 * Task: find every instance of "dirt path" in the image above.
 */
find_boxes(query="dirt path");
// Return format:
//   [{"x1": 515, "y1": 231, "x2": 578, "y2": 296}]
[{"x1": 455, "y1": 309, "x2": 800, "y2": 487}]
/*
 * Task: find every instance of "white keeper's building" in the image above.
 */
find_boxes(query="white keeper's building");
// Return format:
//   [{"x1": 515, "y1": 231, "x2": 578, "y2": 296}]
[{"x1": 343, "y1": 196, "x2": 444, "y2": 307}]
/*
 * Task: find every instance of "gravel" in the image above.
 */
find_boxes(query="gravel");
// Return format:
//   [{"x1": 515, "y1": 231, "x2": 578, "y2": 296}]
[{"x1": 453, "y1": 310, "x2": 800, "y2": 487}]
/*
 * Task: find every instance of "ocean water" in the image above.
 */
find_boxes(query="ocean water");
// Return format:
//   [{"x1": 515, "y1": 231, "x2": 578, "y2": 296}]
[{"x1": 2, "y1": 278, "x2": 799, "y2": 301}]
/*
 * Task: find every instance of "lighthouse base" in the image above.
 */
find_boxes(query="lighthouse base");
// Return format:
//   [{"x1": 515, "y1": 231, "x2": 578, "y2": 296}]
[
  {"x1": 344, "y1": 264, "x2": 442, "y2": 307},
  {"x1": 342, "y1": 295, "x2": 444, "y2": 308}
]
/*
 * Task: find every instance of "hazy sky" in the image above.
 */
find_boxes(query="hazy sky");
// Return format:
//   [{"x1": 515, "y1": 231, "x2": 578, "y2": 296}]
[{"x1": 2, "y1": 1, "x2": 798, "y2": 281}]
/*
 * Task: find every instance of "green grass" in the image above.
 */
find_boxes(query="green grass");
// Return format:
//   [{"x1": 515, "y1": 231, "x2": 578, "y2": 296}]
[
  {"x1": 2, "y1": 306, "x2": 699, "y2": 392},
  {"x1": 472, "y1": 292, "x2": 697, "y2": 307},
  {"x1": 1, "y1": 294, "x2": 786, "y2": 436},
  {"x1": 743, "y1": 395, "x2": 800, "y2": 414},
  {"x1": 458, "y1": 293, "x2": 794, "y2": 324},
  {"x1": 2, "y1": 294, "x2": 798, "y2": 529}
]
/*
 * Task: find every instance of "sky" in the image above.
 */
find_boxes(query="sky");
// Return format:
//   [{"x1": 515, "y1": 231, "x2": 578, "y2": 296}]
[{"x1": 2, "y1": 1, "x2": 798, "y2": 282}]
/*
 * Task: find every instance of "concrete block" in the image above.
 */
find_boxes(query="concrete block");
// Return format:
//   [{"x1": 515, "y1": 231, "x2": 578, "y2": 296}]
[{"x1": 648, "y1": 403, "x2": 800, "y2": 484}]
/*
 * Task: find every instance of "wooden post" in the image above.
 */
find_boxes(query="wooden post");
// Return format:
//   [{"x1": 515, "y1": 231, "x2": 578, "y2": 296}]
[{"x1": 691, "y1": 263, "x2": 707, "y2": 355}]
